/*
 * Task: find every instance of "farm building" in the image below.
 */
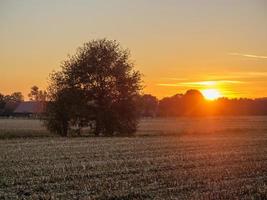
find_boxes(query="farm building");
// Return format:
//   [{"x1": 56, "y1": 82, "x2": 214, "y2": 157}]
[
  {"x1": 13, "y1": 101, "x2": 46, "y2": 117},
  {"x1": 0, "y1": 101, "x2": 20, "y2": 116}
]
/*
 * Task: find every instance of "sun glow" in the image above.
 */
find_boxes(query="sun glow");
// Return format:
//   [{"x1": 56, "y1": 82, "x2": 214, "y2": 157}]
[{"x1": 201, "y1": 89, "x2": 222, "y2": 100}]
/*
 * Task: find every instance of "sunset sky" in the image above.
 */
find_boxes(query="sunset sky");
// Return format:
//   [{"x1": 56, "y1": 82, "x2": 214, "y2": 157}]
[{"x1": 0, "y1": 0, "x2": 267, "y2": 99}]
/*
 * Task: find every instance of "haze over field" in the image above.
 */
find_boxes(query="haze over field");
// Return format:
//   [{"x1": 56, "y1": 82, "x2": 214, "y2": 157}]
[{"x1": 1, "y1": 0, "x2": 267, "y2": 99}]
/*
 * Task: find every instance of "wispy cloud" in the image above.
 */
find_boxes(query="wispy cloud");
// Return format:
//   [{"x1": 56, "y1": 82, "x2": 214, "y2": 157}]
[
  {"x1": 206, "y1": 72, "x2": 267, "y2": 80},
  {"x1": 229, "y1": 53, "x2": 267, "y2": 59},
  {"x1": 181, "y1": 80, "x2": 243, "y2": 86},
  {"x1": 161, "y1": 77, "x2": 188, "y2": 81},
  {"x1": 157, "y1": 71, "x2": 267, "y2": 88},
  {"x1": 157, "y1": 80, "x2": 244, "y2": 87},
  {"x1": 157, "y1": 83, "x2": 183, "y2": 87},
  {"x1": 218, "y1": 80, "x2": 244, "y2": 84},
  {"x1": 180, "y1": 81, "x2": 216, "y2": 86}
]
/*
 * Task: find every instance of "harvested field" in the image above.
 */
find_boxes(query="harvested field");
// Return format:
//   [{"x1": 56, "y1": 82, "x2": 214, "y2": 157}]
[{"x1": 0, "y1": 117, "x2": 267, "y2": 199}]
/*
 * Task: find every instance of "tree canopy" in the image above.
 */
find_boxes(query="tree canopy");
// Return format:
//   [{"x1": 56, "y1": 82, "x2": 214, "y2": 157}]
[{"x1": 44, "y1": 39, "x2": 142, "y2": 136}]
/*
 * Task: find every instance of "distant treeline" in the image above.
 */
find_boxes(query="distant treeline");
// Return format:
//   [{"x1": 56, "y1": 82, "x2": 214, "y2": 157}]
[
  {"x1": 0, "y1": 86, "x2": 47, "y2": 116},
  {"x1": 139, "y1": 90, "x2": 267, "y2": 117},
  {"x1": 0, "y1": 92, "x2": 24, "y2": 116},
  {"x1": 1, "y1": 89, "x2": 267, "y2": 117}
]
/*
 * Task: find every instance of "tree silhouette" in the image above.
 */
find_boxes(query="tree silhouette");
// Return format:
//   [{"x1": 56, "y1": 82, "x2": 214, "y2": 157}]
[
  {"x1": 0, "y1": 92, "x2": 24, "y2": 116},
  {"x1": 0, "y1": 93, "x2": 5, "y2": 114},
  {"x1": 44, "y1": 39, "x2": 142, "y2": 136},
  {"x1": 28, "y1": 85, "x2": 48, "y2": 101},
  {"x1": 182, "y1": 90, "x2": 205, "y2": 116},
  {"x1": 138, "y1": 94, "x2": 158, "y2": 117},
  {"x1": 4, "y1": 92, "x2": 24, "y2": 102}
]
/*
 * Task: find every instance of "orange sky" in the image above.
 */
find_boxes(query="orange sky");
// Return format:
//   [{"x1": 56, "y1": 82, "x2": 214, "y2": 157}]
[{"x1": 0, "y1": 0, "x2": 267, "y2": 99}]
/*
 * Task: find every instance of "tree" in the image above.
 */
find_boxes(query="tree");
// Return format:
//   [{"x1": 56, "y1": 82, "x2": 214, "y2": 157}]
[
  {"x1": 181, "y1": 89, "x2": 205, "y2": 116},
  {"x1": 139, "y1": 94, "x2": 158, "y2": 117},
  {"x1": 28, "y1": 86, "x2": 39, "y2": 100},
  {"x1": 28, "y1": 85, "x2": 48, "y2": 101},
  {"x1": 1, "y1": 92, "x2": 24, "y2": 116},
  {"x1": 44, "y1": 88, "x2": 89, "y2": 136},
  {"x1": 158, "y1": 94, "x2": 183, "y2": 117},
  {"x1": 0, "y1": 93, "x2": 5, "y2": 114},
  {"x1": 157, "y1": 90, "x2": 206, "y2": 117},
  {"x1": 4, "y1": 92, "x2": 24, "y2": 102},
  {"x1": 0, "y1": 93, "x2": 5, "y2": 107},
  {"x1": 44, "y1": 39, "x2": 142, "y2": 136}
]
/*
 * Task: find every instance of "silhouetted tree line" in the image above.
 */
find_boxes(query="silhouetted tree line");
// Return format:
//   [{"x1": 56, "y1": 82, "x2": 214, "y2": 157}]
[
  {"x1": 2, "y1": 88, "x2": 266, "y2": 118},
  {"x1": 138, "y1": 90, "x2": 267, "y2": 117},
  {"x1": 0, "y1": 92, "x2": 24, "y2": 116},
  {"x1": 0, "y1": 86, "x2": 47, "y2": 116}
]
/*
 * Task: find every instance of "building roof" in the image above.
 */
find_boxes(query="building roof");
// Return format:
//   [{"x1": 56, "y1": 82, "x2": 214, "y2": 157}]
[{"x1": 14, "y1": 101, "x2": 45, "y2": 114}]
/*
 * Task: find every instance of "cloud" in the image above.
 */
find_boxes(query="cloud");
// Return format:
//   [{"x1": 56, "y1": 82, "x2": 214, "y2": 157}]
[
  {"x1": 157, "y1": 72, "x2": 267, "y2": 88},
  {"x1": 206, "y1": 72, "x2": 267, "y2": 80},
  {"x1": 180, "y1": 81, "x2": 216, "y2": 86},
  {"x1": 157, "y1": 83, "x2": 182, "y2": 87},
  {"x1": 157, "y1": 80, "x2": 244, "y2": 87},
  {"x1": 229, "y1": 53, "x2": 267, "y2": 59},
  {"x1": 160, "y1": 77, "x2": 188, "y2": 81},
  {"x1": 217, "y1": 80, "x2": 244, "y2": 84},
  {"x1": 180, "y1": 80, "x2": 243, "y2": 86}
]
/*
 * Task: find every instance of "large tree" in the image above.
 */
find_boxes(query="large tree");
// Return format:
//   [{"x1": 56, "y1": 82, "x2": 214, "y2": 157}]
[{"x1": 44, "y1": 39, "x2": 142, "y2": 136}]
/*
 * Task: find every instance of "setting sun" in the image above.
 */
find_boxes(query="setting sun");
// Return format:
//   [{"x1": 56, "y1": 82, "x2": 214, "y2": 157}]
[{"x1": 201, "y1": 89, "x2": 221, "y2": 100}]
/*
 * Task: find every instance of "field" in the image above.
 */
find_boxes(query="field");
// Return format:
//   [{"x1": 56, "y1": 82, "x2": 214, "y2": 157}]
[{"x1": 0, "y1": 117, "x2": 267, "y2": 199}]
